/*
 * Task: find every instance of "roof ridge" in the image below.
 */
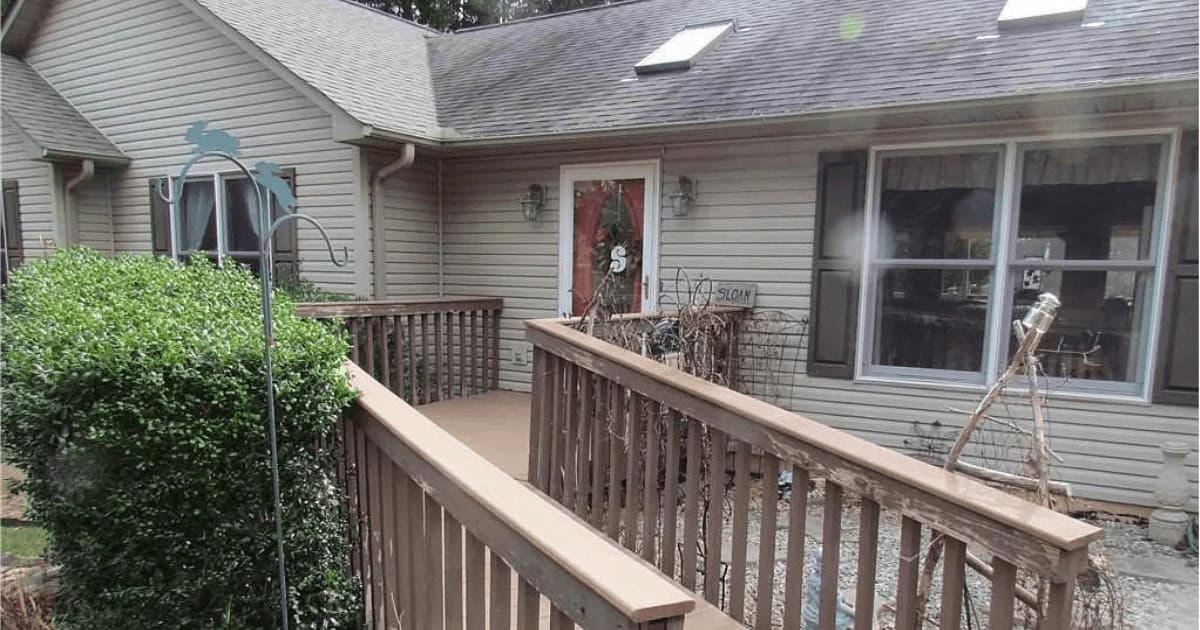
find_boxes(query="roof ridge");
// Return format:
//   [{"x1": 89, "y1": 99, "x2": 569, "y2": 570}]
[
  {"x1": 450, "y1": 0, "x2": 654, "y2": 34},
  {"x1": 331, "y1": 0, "x2": 442, "y2": 35}
]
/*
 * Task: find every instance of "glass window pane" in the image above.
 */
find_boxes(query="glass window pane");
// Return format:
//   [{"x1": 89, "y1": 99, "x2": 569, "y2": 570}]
[
  {"x1": 1016, "y1": 143, "x2": 1160, "y2": 262},
  {"x1": 877, "y1": 152, "x2": 998, "y2": 259},
  {"x1": 224, "y1": 177, "x2": 261, "y2": 253},
  {"x1": 872, "y1": 267, "x2": 991, "y2": 371},
  {"x1": 1011, "y1": 270, "x2": 1148, "y2": 384},
  {"x1": 571, "y1": 178, "x2": 645, "y2": 316},
  {"x1": 179, "y1": 180, "x2": 217, "y2": 252}
]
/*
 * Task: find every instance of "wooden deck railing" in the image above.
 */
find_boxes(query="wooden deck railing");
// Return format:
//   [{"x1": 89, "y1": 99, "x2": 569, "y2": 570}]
[
  {"x1": 525, "y1": 316, "x2": 1103, "y2": 630},
  {"x1": 298, "y1": 297, "x2": 502, "y2": 405},
  {"x1": 340, "y1": 361, "x2": 695, "y2": 629}
]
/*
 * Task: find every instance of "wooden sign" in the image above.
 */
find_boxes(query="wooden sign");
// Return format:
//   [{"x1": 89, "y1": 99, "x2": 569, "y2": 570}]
[{"x1": 714, "y1": 282, "x2": 757, "y2": 307}]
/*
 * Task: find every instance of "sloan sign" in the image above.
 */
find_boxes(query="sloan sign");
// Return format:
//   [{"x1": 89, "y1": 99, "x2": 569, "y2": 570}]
[{"x1": 714, "y1": 282, "x2": 757, "y2": 307}]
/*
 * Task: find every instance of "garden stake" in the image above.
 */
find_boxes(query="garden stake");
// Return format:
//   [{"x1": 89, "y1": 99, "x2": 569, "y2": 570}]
[{"x1": 160, "y1": 123, "x2": 349, "y2": 630}]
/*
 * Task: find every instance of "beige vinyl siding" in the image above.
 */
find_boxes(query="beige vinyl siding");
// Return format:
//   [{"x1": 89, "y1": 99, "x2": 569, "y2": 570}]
[
  {"x1": 72, "y1": 172, "x2": 114, "y2": 253},
  {"x1": 441, "y1": 125, "x2": 1197, "y2": 511},
  {"x1": 370, "y1": 152, "x2": 440, "y2": 298},
  {"x1": 1, "y1": 115, "x2": 57, "y2": 257},
  {"x1": 23, "y1": 0, "x2": 366, "y2": 293}
]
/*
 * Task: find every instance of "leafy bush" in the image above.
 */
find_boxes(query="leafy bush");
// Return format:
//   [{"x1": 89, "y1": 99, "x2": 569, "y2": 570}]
[{"x1": 1, "y1": 249, "x2": 359, "y2": 629}]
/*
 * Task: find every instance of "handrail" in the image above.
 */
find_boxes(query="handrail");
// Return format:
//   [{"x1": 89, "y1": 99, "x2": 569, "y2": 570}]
[
  {"x1": 345, "y1": 361, "x2": 696, "y2": 627},
  {"x1": 526, "y1": 317, "x2": 1102, "y2": 575},
  {"x1": 296, "y1": 296, "x2": 503, "y2": 318}
]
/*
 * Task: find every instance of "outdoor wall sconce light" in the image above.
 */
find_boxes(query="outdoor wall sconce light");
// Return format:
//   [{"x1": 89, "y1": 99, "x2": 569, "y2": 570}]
[
  {"x1": 667, "y1": 176, "x2": 697, "y2": 217},
  {"x1": 520, "y1": 184, "x2": 546, "y2": 221}
]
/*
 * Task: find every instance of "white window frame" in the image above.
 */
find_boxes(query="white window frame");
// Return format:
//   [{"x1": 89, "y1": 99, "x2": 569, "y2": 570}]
[
  {"x1": 557, "y1": 160, "x2": 662, "y2": 316},
  {"x1": 166, "y1": 169, "x2": 276, "y2": 266},
  {"x1": 854, "y1": 128, "x2": 1181, "y2": 402}
]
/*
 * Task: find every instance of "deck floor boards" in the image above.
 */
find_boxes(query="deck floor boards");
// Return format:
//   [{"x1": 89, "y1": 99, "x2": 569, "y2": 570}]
[{"x1": 417, "y1": 390, "x2": 533, "y2": 481}]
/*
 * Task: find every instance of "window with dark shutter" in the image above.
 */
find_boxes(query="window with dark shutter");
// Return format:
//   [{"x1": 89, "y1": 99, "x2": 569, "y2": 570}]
[
  {"x1": 2, "y1": 180, "x2": 23, "y2": 285},
  {"x1": 807, "y1": 151, "x2": 868, "y2": 378},
  {"x1": 1154, "y1": 131, "x2": 1198, "y2": 405}
]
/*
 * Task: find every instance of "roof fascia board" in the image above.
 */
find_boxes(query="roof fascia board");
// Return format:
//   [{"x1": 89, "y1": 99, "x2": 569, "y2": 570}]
[
  {"x1": 438, "y1": 79, "x2": 1199, "y2": 149},
  {"x1": 175, "y1": 0, "x2": 387, "y2": 144},
  {"x1": 1, "y1": 0, "x2": 43, "y2": 55}
]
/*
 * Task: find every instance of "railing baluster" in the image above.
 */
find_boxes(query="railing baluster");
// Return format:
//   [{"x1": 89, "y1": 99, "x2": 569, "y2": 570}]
[
  {"x1": 470, "y1": 311, "x2": 479, "y2": 395},
  {"x1": 380, "y1": 457, "x2": 398, "y2": 630},
  {"x1": 491, "y1": 309, "x2": 501, "y2": 390},
  {"x1": 1045, "y1": 549, "x2": 1086, "y2": 630},
  {"x1": 563, "y1": 364, "x2": 579, "y2": 508},
  {"x1": 529, "y1": 348, "x2": 546, "y2": 487},
  {"x1": 407, "y1": 315, "x2": 417, "y2": 403},
  {"x1": 549, "y1": 357, "x2": 565, "y2": 500},
  {"x1": 366, "y1": 442, "x2": 384, "y2": 627},
  {"x1": 940, "y1": 536, "x2": 966, "y2": 630},
  {"x1": 464, "y1": 531, "x2": 485, "y2": 630},
  {"x1": 458, "y1": 311, "x2": 466, "y2": 398},
  {"x1": 341, "y1": 419, "x2": 361, "y2": 584},
  {"x1": 395, "y1": 466, "x2": 413, "y2": 623},
  {"x1": 445, "y1": 513, "x2": 464, "y2": 630},
  {"x1": 516, "y1": 579, "x2": 539, "y2": 630},
  {"x1": 756, "y1": 453, "x2": 780, "y2": 630},
  {"x1": 623, "y1": 392, "x2": 644, "y2": 553},
  {"x1": 354, "y1": 420, "x2": 373, "y2": 618},
  {"x1": 605, "y1": 384, "x2": 625, "y2": 540},
  {"x1": 990, "y1": 556, "x2": 1017, "y2": 630},
  {"x1": 447, "y1": 311, "x2": 456, "y2": 398},
  {"x1": 577, "y1": 371, "x2": 594, "y2": 517},
  {"x1": 641, "y1": 400, "x2": 661, "y2": 564},
  {"x1": 854, "y1": 498, "x2": 880, "y2": 630},
  {"x1": 731, "y1": 441, "x2": 752, "y2": 621},
  {"x1": 365, "y1": 317, "x2": 377, "y2": 382},
  {"x1": 489, "y1": 552, "x2": 512, "y2": 630},
  {"x1": 782, "y1": 465, "x2": 809, "y2": 630},
  {"x1": 661, "y1": 409, "x2": 681, "y2": 578},
  {"x1": 590, "y1": 377, "x2": 610, "y2": 527},
  {"x1": 704, "y1": 428, "x2": 727, "y2": 605},
  {"x1": 536, "y1": 352, "x2": 555, "y2": 493},
  {"x1": 895, "y1": 517, "x2": 922, "y2": 630},
  {"x1": 681, "y1": 416, "x2": 702, "y2": 591},
  {"x1": 550, "y1": 606, "x2": 572, "y2": 630},
  {"x1": 481, "y1": 310, "x2": 490, "y2": 395},
  {"x1": 410, "y1": 479, "x2": 428, "y2": 629},
  {"x1": 349, "y1": 317, "x2": 362, "y2": 364},
  {"x1": 435, "y1": 312, "x2": 444, "y2": 402},
  {"x1": 428, "y1": 496, "x2": 445, "y2": 630},
  {"x1": 378, "y1": 316, "x2": 391, "y2": 389},
  {"x1": 392, "y1": 315, "x2": 404, "y2": 396},
  {"x1": 421, "y1": 313, "x2": 431, "y2": 405},
  {"x1": 819, "y1": 483, "x2": 843, "y2": 630}
]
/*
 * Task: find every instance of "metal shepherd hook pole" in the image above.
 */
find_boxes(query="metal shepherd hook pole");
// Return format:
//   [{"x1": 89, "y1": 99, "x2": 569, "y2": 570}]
[{"x1": 162, "y1": 122, "x2": 349, "y2": 630}]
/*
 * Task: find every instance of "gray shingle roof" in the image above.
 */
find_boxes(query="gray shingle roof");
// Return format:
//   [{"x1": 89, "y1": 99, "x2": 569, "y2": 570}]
[
  {"x1": 193, "y1": 0, "x2": 442, "y2": 139},
  {"x1": 426, "y1": 0, "x2": 1198, "y2": 140},
  {"x1": 1, "y1": 54, "x2": 127, "y2": 163}
]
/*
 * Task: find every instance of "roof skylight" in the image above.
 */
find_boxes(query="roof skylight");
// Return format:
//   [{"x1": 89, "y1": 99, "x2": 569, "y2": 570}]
[
  {"x1": 635, "y1": 21, "x2": 734, "y2": 75},
  {"x1": 997, "y1": 0, "x2": 1088, "y2": 26}
]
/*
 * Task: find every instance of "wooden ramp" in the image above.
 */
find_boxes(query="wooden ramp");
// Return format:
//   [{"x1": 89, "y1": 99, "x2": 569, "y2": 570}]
[{"x1": 417, "y1": 390, "x2": 533, "y2": 481}]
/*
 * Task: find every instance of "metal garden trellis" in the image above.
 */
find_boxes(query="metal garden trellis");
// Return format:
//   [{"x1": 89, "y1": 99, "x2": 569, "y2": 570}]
[{"x1": 156, "y1": 121, "x2": 348, "y2": 630}]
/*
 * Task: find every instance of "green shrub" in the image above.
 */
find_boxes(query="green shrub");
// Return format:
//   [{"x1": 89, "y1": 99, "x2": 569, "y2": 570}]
[{"x1": 1, "y1": 248, "x2": 359, "y2": 629}]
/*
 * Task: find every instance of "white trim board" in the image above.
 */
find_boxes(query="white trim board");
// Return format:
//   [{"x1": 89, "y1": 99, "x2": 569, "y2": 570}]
[{"x1": 557, "y1": 160, "x2": 662, "y2": 317}]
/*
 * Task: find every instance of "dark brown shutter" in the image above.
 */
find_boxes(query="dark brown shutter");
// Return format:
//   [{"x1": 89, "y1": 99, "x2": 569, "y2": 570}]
[
  {"x1": 272, "y1": 169, "x2": 299, "y2": 282},
  {"x1": 149, "y1": 178, "x2": 169, "y2": 256},
  {"x1": 807, "y1": 151, "x2": 869, "y2": 378},
  {"x1": 1153, "y1": 131, "x2": 1198, "y2": 405},
  {"x1": 2, "y1": 180, "x2": 23, "y2": 284}
]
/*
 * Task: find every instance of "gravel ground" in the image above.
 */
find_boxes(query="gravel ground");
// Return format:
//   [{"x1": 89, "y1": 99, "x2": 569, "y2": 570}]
[{"x1": 652, "y1": 481, "x2": 1197, "y2": 629}]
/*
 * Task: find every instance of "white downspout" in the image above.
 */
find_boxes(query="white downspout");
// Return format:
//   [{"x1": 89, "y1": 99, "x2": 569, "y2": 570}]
[
  {"x1": 437, "y1": 159, "x2": 444, "y2": 296},
  {"x1": 64, "y1": 159, "x2": 95, "y2": 246},
  {"x1": 370, "y1": 143, "x2": 416, "y2": 299}
]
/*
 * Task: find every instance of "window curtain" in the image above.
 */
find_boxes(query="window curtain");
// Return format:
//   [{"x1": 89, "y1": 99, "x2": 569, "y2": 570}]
[
  {"x1": 571, "y1": 186, "x2": 609, "y2": 316},
  {"x1": 882, "y1": 153, "x2": 998, "y2": 191},
  {"x1": 182, "y1": 182, "x2": 214, "y2": 251},
  {"x1": 1023, "y1": 145, "x2": 1160, "y2": 186},
  {"x1": 621, "y1": 179, "x2": 645, "y2": 309},
  {"x1": 242, "y1": 179, "x2": 263, "y2": 240}
]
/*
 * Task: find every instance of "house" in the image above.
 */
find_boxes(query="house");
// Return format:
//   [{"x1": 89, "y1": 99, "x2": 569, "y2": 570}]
[{"x1": 1, "y1": 0, "x2": 1196, "y2": 513}]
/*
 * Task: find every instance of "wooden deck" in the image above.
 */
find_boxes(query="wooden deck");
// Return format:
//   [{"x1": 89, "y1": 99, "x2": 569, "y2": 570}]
[{"x1": 417, "y1": 390, "x2": 533, "y2": 481}]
